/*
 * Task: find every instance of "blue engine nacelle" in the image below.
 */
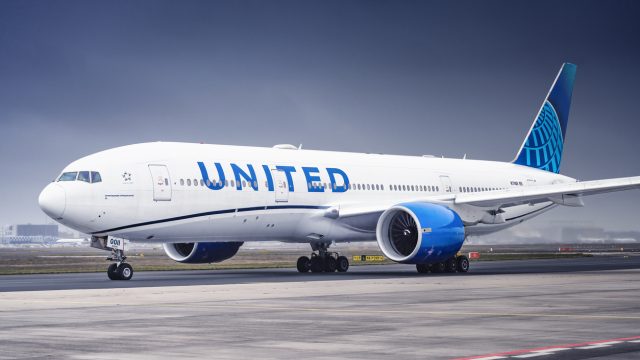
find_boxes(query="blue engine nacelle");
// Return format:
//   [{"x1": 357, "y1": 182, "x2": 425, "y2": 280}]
[
  {"x1": 375, "y1": 202, "x2": 465, "y2": 264},
  {"x1": 162, "y1": 242, "x2": 244, "y2": 264}
]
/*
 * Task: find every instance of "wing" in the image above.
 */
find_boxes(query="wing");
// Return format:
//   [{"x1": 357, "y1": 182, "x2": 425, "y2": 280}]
[
  {"x1": 454, "y1": 176, "x2": 640, "y2": 208},
  {"x1": 328, "y1": 176, "x2": 640, "y2": 233}
]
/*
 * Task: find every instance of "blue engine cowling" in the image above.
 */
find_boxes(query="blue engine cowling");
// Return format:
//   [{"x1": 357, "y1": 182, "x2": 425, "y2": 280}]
[
  {"x1": 375, "y1": 202, "x2": 465, "y2": 264},
  {"x1": 162, "y1": 242, "x2": 243, "y2": 264}
]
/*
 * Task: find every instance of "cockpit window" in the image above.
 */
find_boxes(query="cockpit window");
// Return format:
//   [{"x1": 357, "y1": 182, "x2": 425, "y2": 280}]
[
  {"x1": 58, "y1": 172, "x2": 78, "y2": 181},
  {"x1": 78, "y1": 171, "x2": 91, "y2": 183},
  {"x1": 57, "y1": 171, "x2": 102, "y2": 183},
  {"x1": 91, "y1": 172, "x2": 102, "y2": 183}
]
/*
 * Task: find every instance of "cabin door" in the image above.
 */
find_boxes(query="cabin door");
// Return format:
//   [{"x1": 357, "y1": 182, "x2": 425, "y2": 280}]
[
  {"x1": 149, "y1": 164, "x2": 172, "y2": 201},
  {"x1": 273, "y1": 169, "x2": 289, "y2": 203},
  {"x1": 439, "y1": 175, "x2": 453, "y2": 193}
]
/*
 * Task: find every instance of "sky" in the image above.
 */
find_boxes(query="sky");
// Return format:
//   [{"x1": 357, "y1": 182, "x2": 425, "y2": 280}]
[{"x1": 1, "y1": 0, "x2": 639, "y2": 232}]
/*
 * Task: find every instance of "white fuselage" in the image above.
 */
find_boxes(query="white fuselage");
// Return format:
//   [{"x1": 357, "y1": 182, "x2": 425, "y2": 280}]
[{"x1": 40, "y1": 142, "x2": 575, "y2": 244}]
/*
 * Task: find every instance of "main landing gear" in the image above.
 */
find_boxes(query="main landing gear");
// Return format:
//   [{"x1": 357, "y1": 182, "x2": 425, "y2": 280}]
[
  {"x1": 416, "y1": 255, "x2": 469, "y2": 274},
  {"x1": 297, "y1": 242, "x2": 350, "y2": 273},
  {"x1": 106, "y1": 248, "x2": 134, "y2": 280}
]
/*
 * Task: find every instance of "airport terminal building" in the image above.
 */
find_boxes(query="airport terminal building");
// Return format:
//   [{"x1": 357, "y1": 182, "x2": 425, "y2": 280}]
[{"x1": 0, "y1": 224, "x2": 59, "y2": 244}]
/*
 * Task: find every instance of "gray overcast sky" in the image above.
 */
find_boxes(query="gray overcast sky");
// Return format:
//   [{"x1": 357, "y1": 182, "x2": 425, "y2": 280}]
[{"x1": 1, "y1": 0, "x2": 639, "y2": 231}]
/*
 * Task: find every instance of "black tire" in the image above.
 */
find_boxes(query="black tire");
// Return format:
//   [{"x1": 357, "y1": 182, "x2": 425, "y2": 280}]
[
  {"x1": 107, "y1": 263, "x2": 119, "y2": 280},
  {"x1": 324, "y1": 256, "x2": 337, "y2": 272},
  {"x1": 296, "y1": 256, "x2": 311, "y2": 273},
  {"x1": 445, "y1": 258, "x2": 458, "y2": 273},
  {"x1": 431, "y1": 262, "x2": 446, "y2": 273},
  {"x1": 416, "y1": 264, "x2": 429, "y2": 274},
  {"x1": 117, "y1": 263, "x2": 133, "y2": 280},
  {"x1": 336, "y1": 256, "x2": 349, "y2": 272},
  {"x1": 457, "y1": 255, "x2": 470, "y2": 273},
  {"x1": 310, "y1": 257, "x2": 324, "y2": 273}
]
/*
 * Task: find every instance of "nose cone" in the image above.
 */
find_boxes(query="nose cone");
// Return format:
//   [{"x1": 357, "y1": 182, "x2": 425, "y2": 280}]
[{"x1": 39, "y1": 183, "x2": 66, "y2": 219}]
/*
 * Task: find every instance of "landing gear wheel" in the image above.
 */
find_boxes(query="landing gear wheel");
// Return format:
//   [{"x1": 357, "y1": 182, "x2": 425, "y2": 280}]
[
  {"x1": 117, "y1": 263, "x2": 133, "y2": 280},
  {"x1": 324, "y1": 256, "x2": 337, "y2": 272},
  {"x1": 336, "y1": 256, "x2": 349, "y2": 272},
  {"x1": 431, "y1": 262, "x2": 446, "y2": 273},
  {"x1": 416, "y1": 264, "x2": 430, "y2": 274},
  {"x1": 296, "y1": 256, "x2": 311, "y2": 273},
  {"x1": 457, "y1": 255, "x2": 470, "y2": 273},
  {"x1": 310, "y1": 256, "x2": 324, "y2": 273},
  {"x1": 445, "y1": 258, "x2": 458, "y2": 273},
  {"x1": 107, "y1": 263, "x2": 119, "y2": 280}
]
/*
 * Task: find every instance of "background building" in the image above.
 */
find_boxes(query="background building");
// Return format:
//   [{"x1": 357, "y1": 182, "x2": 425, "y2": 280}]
[{"x1": 0, "y1": 224, "x2": 59, "y2": 245}]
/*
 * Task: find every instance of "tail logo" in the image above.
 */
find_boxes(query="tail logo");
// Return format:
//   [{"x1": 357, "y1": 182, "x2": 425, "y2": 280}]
[{"x1": 515, "y1": 100, "x2": 564, "y2": 173}]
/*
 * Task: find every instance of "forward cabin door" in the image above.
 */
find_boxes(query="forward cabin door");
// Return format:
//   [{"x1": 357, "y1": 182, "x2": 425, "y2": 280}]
[
  {"x1": 273, "y1": 169, "x2": 289, "y2": 203},
  {"x1": 149, "y1": 164, "x2": 172, "y2": 201},
  {"x1": 439, "y1": 175, "x2": 453, "y2": 193}
]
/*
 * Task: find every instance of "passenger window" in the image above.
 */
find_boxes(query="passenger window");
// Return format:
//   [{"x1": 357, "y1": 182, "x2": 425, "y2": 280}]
[
  {"x1": 165, "y1": 178, "x2": 169, "y2": 186},
  {"x1": 187, "y1": 179, "x2": 192, "y2": 186},
  {"x1": 58, "y1": 172, "x2": 78, "y2": 181},
  {"x1": 381, "y1": 184, "x2": 384, "y2": 190},
  {"x1": 200, "y1": 179, "x2": 204, "y2": 186},
  {"x1": 91, "y1": 172, "x2": 102, "y2": 183},
  {"x1": 180, "y1": 179, "x2": 184, "y2": 186}
]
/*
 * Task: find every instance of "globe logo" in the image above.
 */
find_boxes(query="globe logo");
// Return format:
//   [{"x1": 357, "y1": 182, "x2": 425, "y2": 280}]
[{"x1": 520, "y1": 100, "x2": 563, "y2": 173}]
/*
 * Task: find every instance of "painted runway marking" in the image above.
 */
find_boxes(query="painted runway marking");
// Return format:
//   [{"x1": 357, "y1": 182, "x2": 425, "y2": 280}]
[
  {"x1": 575, "y1": 340, "x2": 623, "y2": 349},
  {"x1": 452, "y1": 335, "x2": 640, "y2": 360}
]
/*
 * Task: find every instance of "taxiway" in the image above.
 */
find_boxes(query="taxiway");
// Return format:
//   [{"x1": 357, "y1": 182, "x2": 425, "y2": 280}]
[{"x1": 1, "y1": 255, "x2": 639, "y2": 359}]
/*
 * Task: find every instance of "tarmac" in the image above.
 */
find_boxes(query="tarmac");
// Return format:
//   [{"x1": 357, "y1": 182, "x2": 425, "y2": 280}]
[{"x1": 1, "y1": 255, "x2": 639, "y2": 359}]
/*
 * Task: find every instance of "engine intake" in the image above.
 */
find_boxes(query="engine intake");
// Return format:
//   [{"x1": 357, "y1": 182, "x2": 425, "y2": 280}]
[
  {"x1": 163, "y1": 242, "x2": 243, "y2": 264},
  {"x1": 376, "y1": 202, "x2": 464, "y2": 264}
]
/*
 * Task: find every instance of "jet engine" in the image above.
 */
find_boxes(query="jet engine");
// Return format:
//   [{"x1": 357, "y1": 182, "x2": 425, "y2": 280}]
[
  {"x1": 376, "y1": 202, "x2": 464, "y2": 264},
  {"x1": 163, "y1": 242, "x2": 244, "y2": 264}
]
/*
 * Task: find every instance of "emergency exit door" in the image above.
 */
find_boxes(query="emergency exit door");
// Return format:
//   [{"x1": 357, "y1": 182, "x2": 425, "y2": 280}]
[
  {"x1": 273, "y1": 169, "x2": 289, "y2": 203},
  {"x1": 439, "y1": 175, "x2": 453, "y2": 193},
  {"x1": 149, "y1": 165, "x2": 172, "y2": 201}
]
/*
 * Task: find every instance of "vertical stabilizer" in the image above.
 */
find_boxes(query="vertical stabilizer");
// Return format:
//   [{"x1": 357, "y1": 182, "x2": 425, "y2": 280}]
[{"x1": 513, "y1": 63, "x2": 577, "y2": 173}]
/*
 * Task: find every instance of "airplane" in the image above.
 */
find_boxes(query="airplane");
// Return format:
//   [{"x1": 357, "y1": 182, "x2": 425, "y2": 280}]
[{"x1": 38, "y1": 63, "x2": 640, "y2": 280}]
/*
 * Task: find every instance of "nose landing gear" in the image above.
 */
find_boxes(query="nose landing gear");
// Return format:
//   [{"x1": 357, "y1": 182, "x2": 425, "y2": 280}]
[
  {"x1": 297, "y1": 242, "x2": 349, "y2": 273},
  {"x1": 106, "y1": 248, "x2": 134, "y2": 280}
]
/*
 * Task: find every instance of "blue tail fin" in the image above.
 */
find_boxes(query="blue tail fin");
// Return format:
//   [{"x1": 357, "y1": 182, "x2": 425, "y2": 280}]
[{"x1": 513, "y1": 63, "x2": 577, "y2": 173}]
